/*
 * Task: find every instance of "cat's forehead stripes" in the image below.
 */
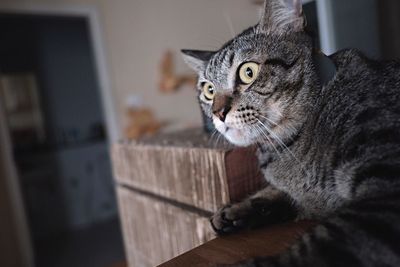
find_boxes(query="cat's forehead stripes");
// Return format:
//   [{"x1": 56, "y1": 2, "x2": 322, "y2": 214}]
[
  {"x1": 207, "y1": 48, "x2": 234, "y2": 72},
  {"x1": 205, "y1": 47, "x2": 236, "y2": 83},
  {"x1": 203, "y1": 27, "x2": 260, "y2": 82}
]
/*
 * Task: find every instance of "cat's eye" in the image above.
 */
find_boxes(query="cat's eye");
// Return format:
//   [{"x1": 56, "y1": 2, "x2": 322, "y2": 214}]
[
  {"x1": 238, "y1": 62, "x2": 259, "y2": 84},
  {"x1": 202, "y1": 82, "x2": 215, "y2": 101}
]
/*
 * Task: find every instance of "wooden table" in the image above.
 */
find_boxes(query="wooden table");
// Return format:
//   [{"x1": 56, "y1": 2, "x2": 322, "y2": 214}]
[{"x1": 159, "y1": 221, "x2": 315, "y2": 267}]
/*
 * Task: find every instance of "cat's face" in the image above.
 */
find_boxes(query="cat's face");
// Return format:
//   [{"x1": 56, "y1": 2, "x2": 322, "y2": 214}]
[{"x1": 183, "y1": 0, "x2": 314, "y2": 147}]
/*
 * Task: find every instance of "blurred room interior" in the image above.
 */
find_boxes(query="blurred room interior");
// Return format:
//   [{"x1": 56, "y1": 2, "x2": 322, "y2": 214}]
[{"x1": 1, "y1": 0, "x2": 400, "y2": 267}]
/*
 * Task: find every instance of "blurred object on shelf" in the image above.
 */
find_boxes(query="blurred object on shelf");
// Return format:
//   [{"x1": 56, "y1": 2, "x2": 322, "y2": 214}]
[
  {"x1": 124, "y1": 107, "x2": 164, "y2": 139},
  {"x1": 158, "y1": 50, "x2": 196, "y2": 93}
]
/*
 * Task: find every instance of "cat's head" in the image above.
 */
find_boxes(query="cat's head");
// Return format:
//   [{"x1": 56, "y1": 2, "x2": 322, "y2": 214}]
[{"x1": 182, "y1": 0, "x2": 316, "y2": 147}]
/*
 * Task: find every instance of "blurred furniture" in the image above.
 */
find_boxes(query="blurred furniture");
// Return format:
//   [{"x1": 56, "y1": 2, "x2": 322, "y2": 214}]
[
  {"x1": 159, "y1": 220, "x2": 314, "y2": 267},
  {"x1": 0, "y1": 73, "x2": 45, "y2": 145},
  {"x1": 124, "y1": 106, "x2": 164, "y2": 139},
  {"x1": 18, "y1": 142, "x2": 117, "y2": 238},
  {"x1": 112, "y1": 129, "x2": 264, "y2": 267}
]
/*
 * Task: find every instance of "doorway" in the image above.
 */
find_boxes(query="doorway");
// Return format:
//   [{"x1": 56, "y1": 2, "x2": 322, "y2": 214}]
[{"x1": 0, "y1": 14, "x2": 125, "y2": 267}]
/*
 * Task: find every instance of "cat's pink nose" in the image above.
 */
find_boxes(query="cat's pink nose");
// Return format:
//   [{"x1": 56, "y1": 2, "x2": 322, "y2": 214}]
[
  {"x1": 212, "y1": 94, "x2": 232, "y2": 122},
  {"x1": 214, "y1": 105, "x2": 231, "y2": 122}
]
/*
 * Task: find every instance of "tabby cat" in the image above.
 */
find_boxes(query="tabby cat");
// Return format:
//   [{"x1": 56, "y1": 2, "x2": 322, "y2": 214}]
[{"x1": 182, "y1": 0, "x2": 400, "y2": 266}]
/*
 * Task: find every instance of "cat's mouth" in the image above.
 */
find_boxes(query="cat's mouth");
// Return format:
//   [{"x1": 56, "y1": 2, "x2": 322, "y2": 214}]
[
  {"x1": 212, "y1": 112, "x2": 292, "y2": 148},
  {"x1": 213, "y1": 116, "x2": 263, "y2": 146}
]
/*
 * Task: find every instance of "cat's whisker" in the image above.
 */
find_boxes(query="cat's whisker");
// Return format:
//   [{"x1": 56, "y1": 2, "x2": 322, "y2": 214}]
[
  {"x1": 258, "y1": 114, "x2": 280, "y2": 128},
  {"x1": 223, "y1": 11, "x2": 236, "y2": 38},
  {"x1": 209, "y1": 128, "x2": 226, "y2": 148},
  {"x1": 256, "y1": 124, "x2": 282, "y2": 159},
  {"x1": 256, "y1": 119, "x2": 309, "y2": 177},
  {"x1": 201, "y1": 34, "x2": 226, "y2": 48},
  {"x1": 184, "y1": 38, "x2": 221, "y2": 51},
  {"x1": 270, "y1": 108, "x2": 283, "y2": 118},
  {"x1": 214, "y1": 132, "x2": 221, "y2": 147},
  {"x1": 252, "y1": 125, "x2": 265, "y2": 145},
  {"x1": 209, "y1": 129, "x2": 219, "y2": 147},
  {"x1": 253, "y1": 124, "x2": 282, "y2": 160},
  {"x1": 215, "y1": 130, "x2": 224, "y2": 147},
  {"x1": 259, "y1": 117, "x2": 298, "y2": 144},
  {"x1": 210, "y1": 129, "x2": 216, "y2": 139},
  {"x1": 257, "y1": 119, "x2": 295, "y2": 158},
  {"x1": 258, "y1": 114, "x2": 297, "y2": 134}
]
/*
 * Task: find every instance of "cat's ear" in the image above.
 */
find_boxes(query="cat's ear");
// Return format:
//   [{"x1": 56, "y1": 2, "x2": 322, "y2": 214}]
[
  {"x1": 258, "y1": 0, "x2": 305, "y2": 33},
  {"x1": 181, "y1": 49, "x2": 215, "y2": 73}
]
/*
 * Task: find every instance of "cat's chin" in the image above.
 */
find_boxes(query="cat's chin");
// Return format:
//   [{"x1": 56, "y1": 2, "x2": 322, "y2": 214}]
[
  {"x1": 213, "y1": 117, "x2": 257, "y2": 146},
  {"x1": 223, "y1": 128, "x2": 254, "y2": 147},
  {"x1": 215, "y1": 125, "x2": 255, "y2": 147}
]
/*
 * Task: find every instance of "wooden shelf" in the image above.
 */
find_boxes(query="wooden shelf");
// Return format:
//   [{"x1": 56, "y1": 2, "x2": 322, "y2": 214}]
[{"x1": 158, "y1": 220, "x2": 315, "y2": 267}]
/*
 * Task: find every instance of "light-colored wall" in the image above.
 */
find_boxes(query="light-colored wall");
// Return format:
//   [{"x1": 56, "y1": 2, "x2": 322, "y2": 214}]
[{"x1": 0, "y1": 0, "x2": 260, "y2": 138}]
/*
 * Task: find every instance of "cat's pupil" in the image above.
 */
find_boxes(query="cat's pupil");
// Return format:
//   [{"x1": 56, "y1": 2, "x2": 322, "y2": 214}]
[
  {"x1": 246, "y1": 67, "x2": 253, "y2": 78},
  {"x1": 208, "y1": 86, "x2": 214, "y2": 94}
]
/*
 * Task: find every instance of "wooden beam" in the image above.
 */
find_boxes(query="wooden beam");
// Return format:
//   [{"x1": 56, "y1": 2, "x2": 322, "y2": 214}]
[{"x1": 159, "y1": 220, "x2": 315, "y2": 267}]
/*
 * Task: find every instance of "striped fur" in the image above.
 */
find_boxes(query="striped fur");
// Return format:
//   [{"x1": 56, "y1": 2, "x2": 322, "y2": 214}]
[{"x1": 182, "y1": 0, "x2": 400, "y2": 266}]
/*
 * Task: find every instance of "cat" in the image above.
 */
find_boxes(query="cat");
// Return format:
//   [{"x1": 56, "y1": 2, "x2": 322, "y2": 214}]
[{"x1": 181, "y1": 0, "x2": 400, "y2": 266}]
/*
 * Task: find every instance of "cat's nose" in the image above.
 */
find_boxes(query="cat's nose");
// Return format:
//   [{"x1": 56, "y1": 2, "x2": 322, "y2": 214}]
[
  {"x1": 212, "y1": 94, "x2": 232, "y2": 122},
  {"x1": 214, "y1": 105, "x2": 231, "y2": 122}
]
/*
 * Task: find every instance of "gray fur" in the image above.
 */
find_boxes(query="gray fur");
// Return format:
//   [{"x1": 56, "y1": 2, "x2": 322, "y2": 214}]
[{"x1": 182, "y1": 0, "x2": 400, "y2": 266}]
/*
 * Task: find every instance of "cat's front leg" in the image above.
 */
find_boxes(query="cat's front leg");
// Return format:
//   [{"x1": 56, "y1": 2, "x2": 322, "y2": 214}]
[{"x1": 210, "y1": 185, "x2": 298, "y2": 235}]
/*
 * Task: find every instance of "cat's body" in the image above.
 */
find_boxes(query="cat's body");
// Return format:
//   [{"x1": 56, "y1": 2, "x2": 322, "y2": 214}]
[
  {"x1": 182, "y1": 0, "x2": 400, "y2": 266},
  {"x1": 261, "y1": 49, "x2": 400, "y2": 219}
]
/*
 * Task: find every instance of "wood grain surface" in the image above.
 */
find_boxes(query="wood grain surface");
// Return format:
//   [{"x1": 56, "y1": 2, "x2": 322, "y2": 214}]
[
  {"x1": 117, "y1": 187, "x2": 215, "y2": 267},
  {"x1": 159, "y1": 221, "x2": 315, "y2": 267},
  {"x1": 112, "y1": 129, "x2": 263, "y2": 213}
]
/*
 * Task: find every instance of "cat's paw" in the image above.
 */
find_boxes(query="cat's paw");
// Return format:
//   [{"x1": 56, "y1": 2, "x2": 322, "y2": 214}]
[
  {"x1": 210, "y1": 201, "x2": 252, "y2": 235},
  {"x1": 210, "y1": 198, "x2": 296, "y2": 235}
]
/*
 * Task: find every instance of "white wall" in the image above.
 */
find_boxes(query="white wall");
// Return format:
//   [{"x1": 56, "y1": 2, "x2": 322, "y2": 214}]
[{"x1": 0, "y1": 0, "x2": 260, "y2": 138}]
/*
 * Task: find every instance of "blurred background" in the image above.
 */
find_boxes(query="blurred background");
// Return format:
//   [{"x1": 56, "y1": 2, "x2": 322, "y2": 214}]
[{"x1": 0, "y1": 0, "x2": 400, "y2": 266}]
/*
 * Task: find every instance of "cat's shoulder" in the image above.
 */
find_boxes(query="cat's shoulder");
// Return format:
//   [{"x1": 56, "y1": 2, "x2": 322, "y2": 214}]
[
  {"x1": 325, "y1": 49, "x2": 400, "y2": 100},
  {"x1": 329, "y1": 48, "x2": 400, "y2": 74},
  {"x1": 329, "y1": 49, "x2": 368, "y2": 68}
]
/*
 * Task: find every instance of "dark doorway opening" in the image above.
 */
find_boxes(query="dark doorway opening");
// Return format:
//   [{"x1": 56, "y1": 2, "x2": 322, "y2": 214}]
[{"x1": 0, "y1": 14, "x2": 125, "y2": 267}]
